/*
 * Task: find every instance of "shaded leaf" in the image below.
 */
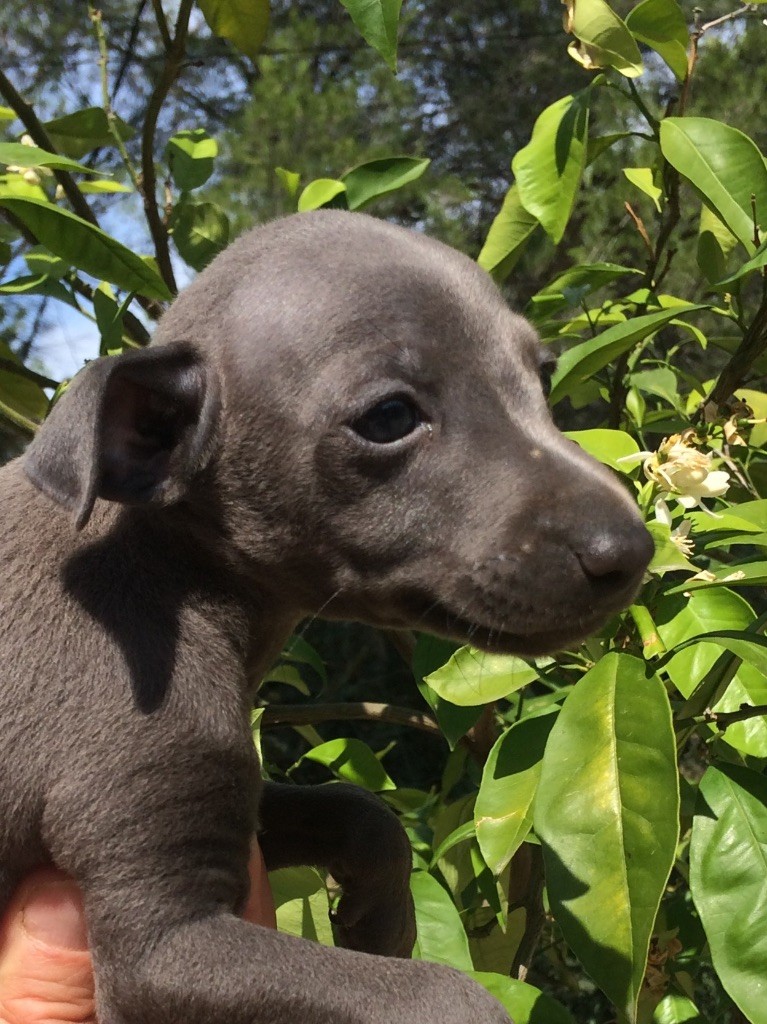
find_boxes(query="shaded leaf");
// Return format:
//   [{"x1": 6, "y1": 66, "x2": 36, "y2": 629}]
[
  {"x1": 690, "y1": 764, "x2": 767, "y2": 1023},
  {"x1": 167, "y1": 129, "x2": 218, "y2": 191},
  {"x1": 625, "y1": 0, "x2": 689, "y2": 81},
  {"x1": 197, "y1": 0, "x2": 270, "y2": 59},
  {"x1": 338, "y1": 0, "x2": 403, "y2": 71},
  {"x1": 0, "y1": 195, "x2": 172, "y2": 300},
  {"x1": 410, "y1": 870, "x2": 473, "y2": 970},
  {"x1": 477, "y1": 184, "x2": 539, "y2": 283},
  {"x1": 470, "y1": 973, "x2": 575, "y2": 1024},
  {"x1": 43, "y1": 106, "x2": 135, "y2": 159},
  {"x1": 171, "y1": 200, "x2": 230, "y2": 271}
]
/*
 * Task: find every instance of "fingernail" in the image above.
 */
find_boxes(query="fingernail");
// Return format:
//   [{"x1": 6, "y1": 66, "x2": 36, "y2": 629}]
[{"x1": 22, "y1": 882, "x2": 89, "y2": 951}]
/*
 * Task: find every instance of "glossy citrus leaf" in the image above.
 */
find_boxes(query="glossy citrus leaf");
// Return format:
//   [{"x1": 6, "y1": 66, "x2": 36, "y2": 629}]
[
  {"x1": 424, "y1": 647, "x2": 537, "y2": 707},
  {"x1": 512, "y1": 90, "x2": 590, "y2": 244},
  {"x1": 470, "y1": 972, "x2": 575, "y2": 1024},
  {"x1": 342, "y1": 156, "x2": 429, "y2": 210},
  {"x1": 410, "y1": 870, "x2": 473, "y2": 970},
  {"x1": 660, "y1": 118, "x2": 767, "y2": 252},
  {"x1": 534, "y1": 653, "x2": 679, "y2": 1024},
  {"x1": 269, "y1": 866, "x2": 334, "y2": 945},
  {"x1": 476, "y1": 712, "x2": 556, "y2": 874},
  {"x1": 302, "y1": 738, "x2": 395, "y2": 792},
  {"x1": 197, "y1": 0, "x2": 270, "y2": 59},
  {"x1": 549, "y1": 305, "x2": 706, "y2": 405},
  {"x1": 565, "y1": 0, "x2": 643, "y2": 77},
  {"x1": 166, "y1": 129, "x2": 218, "y2": 191},
  {"x1": 0, "y1": 195, "x2": 172, "y2": 300},
  {"x1": 477, "y1": 184, "x2": 539, "y2": 282},
  {"x1": 297, "y1": 178, "x2": 347, "y2": 212},
  {"x1": 42, "y1": 106, "x2": 134, "y2": 158},
  {"x1": 563, "y1": 429, "x2": 640, "y2": 473},
  {"x1": 625, "y1": 0, "x2": 689, "y2": 81},
  {"x1": 690, "y1": 764, "x2": 767, "y2": 1023},
  {"x1": 338, "y1": 0, "x2": 402, "y2": 71},
  {"x1": 0, "y1": 141, "x2": 100, "y2": 175},
  {"x1": 171, "y1": 200, "x2": 230, "y2": 271}
]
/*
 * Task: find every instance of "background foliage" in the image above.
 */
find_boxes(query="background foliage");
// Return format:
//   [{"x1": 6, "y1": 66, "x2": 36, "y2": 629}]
[{"x1": 1, "y1": 2, "x2": 766, "y2": 1022}]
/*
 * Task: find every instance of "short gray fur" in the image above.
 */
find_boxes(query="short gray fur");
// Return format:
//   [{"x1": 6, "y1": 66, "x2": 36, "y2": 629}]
[{"x1": 0, "y1": 211, "x2": 653, "y2": 1023}]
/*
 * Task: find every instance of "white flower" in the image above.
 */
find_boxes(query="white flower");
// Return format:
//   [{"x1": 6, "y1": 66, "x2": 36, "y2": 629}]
[
  {"x1": 6, "y1": 134, "x2": 52, "y2": 187},
  {"x1": 644, "y1": 432, "x2": 730, "y2": 512},
  {"x1": 654, "y1": 498, "x2": 694, "y2": 556}
]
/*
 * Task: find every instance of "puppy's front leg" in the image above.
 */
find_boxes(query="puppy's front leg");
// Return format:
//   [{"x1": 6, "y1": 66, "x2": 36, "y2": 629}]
[{"x1": 259, "y1": 780, "x2": 415, "y2": 957}]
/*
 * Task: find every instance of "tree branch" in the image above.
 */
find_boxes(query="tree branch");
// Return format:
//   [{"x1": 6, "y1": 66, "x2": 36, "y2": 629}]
[
  {"x1": 700, "y1": 297, "x2": 767, "y2": 419},
  {"x1": 0, "y1": 357, "x2": 58, "y2": 390},
  {"x1": 140, "y1": 0, "x2": 194, "y2": 295},
  {"x1": 260, "y1": 701, "x2": 442, "y2": 737}
]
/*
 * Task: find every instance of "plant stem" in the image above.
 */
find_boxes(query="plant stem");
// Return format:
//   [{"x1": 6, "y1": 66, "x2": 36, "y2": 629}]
[
  {"x1": 88, "y1": 5, "x2": 142, "y2": 192},
  {"x1": 0, "y1": 358, "x2": 58, "y2": 390},
  {"x1": 140, "y1": 0, "x2": 194, "y2": 296},
  {"x1": 260, "y1": 701, "x2": 442, "y2": 737}
]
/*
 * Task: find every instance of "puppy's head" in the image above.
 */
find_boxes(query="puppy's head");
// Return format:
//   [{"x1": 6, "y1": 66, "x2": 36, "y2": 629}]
[{"x1": 25, "y1": 211, "x2": 652, "y2": 655}]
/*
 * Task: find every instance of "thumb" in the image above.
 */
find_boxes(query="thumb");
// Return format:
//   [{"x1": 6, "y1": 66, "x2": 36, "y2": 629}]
[{"x1": 0, "y1": 869, "x2": 95, "y2": 1024}]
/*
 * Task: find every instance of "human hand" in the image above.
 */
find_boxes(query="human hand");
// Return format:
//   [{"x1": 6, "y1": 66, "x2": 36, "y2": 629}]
[{"x1": 0, "y1": 842, "x2": 276, "y2": 1024}]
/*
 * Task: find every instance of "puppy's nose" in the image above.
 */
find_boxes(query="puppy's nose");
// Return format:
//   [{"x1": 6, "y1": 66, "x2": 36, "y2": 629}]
[{"x1": 575, "y1": 522, "x2": 654, "y2": 592}]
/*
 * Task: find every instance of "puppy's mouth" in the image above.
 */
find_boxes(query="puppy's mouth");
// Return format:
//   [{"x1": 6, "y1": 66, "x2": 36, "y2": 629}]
[{"x1": 419, "y1": 603, "x2": 611, "y2": 657}]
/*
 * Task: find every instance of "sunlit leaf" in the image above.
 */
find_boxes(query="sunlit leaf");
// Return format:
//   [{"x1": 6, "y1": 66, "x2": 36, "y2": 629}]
[
  {"x1": 535, "y1": 653, "x2": 679, "y2": 1023},
  {"x1": 625, "y1": 0, "x2": 689, "y2": 81},
  {"x1": 302, "y1": 738, "x2": 395, "y2": 791},
  {"x1": 297, "y1": 178, "x2": 347, "y2": 212},
  {"x1": 660, "y1": 118, "x2": 767, "y2": 252},
  {"x1": 410, "y1": 870, "x2": 473, "y2": 970},
  {"x1": 0, "y1": 141, "x2": 101, "y2": 175},
  {"x1": 470, "y1": 973, "x2": 575, "y2": 1024},
  {"x1": 0, "y1": 195, "x2": 172, "y2": 300},
  {"x1": 563, "y1": 429, "x2": 640, "y2": 473},
  {"x1": 425, "y1": 647, "x2": 537, "y2": 707},
  {"x1": 564, "y1": 0, "x2": 643, "y2": 77},
  {"x1": 167, "y1": 129, "x2": 218, "y2": 192},
  {"x1": 512, "y1": 90, "x2": 591, "y2": 244}
]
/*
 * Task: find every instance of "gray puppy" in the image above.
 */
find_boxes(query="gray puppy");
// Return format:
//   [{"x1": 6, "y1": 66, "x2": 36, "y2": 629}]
[{"x1": 1, "y1": 210, "x2": 652, "y2": 1024}]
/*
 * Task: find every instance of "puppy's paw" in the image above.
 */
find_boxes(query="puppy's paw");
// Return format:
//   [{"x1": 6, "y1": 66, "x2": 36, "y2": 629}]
[{"x1": 331, "y1": 879, "x2": 416, "y2": 958}]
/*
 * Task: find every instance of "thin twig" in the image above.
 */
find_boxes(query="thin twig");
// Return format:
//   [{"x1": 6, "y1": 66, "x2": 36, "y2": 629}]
[
  {"x1": 150, "y1": 0, "x2": 173, "y2": 51},
  {"x1": 680, "y1": 5, "x2": 758, "y2": 114},
  {"x1": 700, "y1": 296, "x2": 767, "y2": 418},
  {"x1": 140, "y1": 0, "x2": 195, "y2": 295},
  {"x1": 88, "y1": 5, "x2": 142, "y2": 192},
  {"x1": 260, "y1": 702, "x2": 443, "y2": 737},
  {"x1": 679, "y1": 702, "x2": 767, "y2": 730}
]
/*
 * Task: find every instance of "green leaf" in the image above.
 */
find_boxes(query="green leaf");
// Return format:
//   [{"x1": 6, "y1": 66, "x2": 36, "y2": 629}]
[
  {"x1": 167, "y1": 129, "x2": 218, "y2": 191},
  {"x1": 512, "y1": 90, "x2": 591, "y2": 244},
  {"x1": 197, "y1": 0, "x2": 270, "y2": 59},
  {"x1": 338, "y1": 0, "x2": 402, "y2": 71},
  {"x1": 171, "y1": 200, "x2": 230, "y2": 271},
  {"x1": 413, "y1": 634, "x2": 481, "y2": 748},
  {"x1": 0, "y1": 195, "x2": 172, "y2": 300},
  {"x1": 425, "y1": 647, "x2": 538, "y2": 707},
  {"x1": 563, "y1": 429, "x2": 640, "y2": 473},
  {"x1": 275, "y1": 166, "x2": 301, "y2": 198},
  {"x1": 0, "y1": 142, "x2": 101, "y2": 176},
  {"x1": 623, "y1": 167, "x2": 662, "y2": 212},
  {"x1": 42, "y1": 107, "x2": 135, "y2": 159},
  {"x1": 653, "y1": 993, "x2": 703, "y2": 1024},
  {"x1": 698, "y1": 204, "x2": 739, "y2": 285},
  {"x1": 477, "y1": 185, "x2": 540, "y2": 283},
  {"x1": 660, "y1": 118, "x2": 767, "y2": 253},
  {"x1": 261, "y1": 663, "x2": 310, "y2": 695},
  {"x1": 566, "y1": 0, "x2": 643, "y2": 77},
  {"x1": 528, "y1": 262, "x2": 638, "y2": 319},
  {"x1": 269, "y1": 866, "x2": 334, "y2": 945},
  {"x1": 0, "y1": 107, "x2": 15, "y2": 122},
  {"x1": 78, "y1": 179, "x2": 132, "y2": 194},
  {"x1": 283, "y1": 635, "x2": 327, "y2": 685},
  {"x1": 476, "y1": 713, "x2": 557, "y2": 874},
  {"x1": 0, "y1": 339, "x2": 48, "y2": 431},
  {"x1": 714, "y1": 236, "x2": 767, "y2": 287},
  {"x1": 549, "y1": 305, "x2": 706, "y2": 405},
  {"x1": 341, "y1": 156, "x2": 429, "y2": 210},
  {"x1": 534, "y1": 653, "x2": 679, "y2": 1024},
  {"x1": 625, "y1": 0, "x2": 689, "y2": 81},
  {"x1": 410, "y1": 870, "x2": 473, "y2": 970},
  {"x1": 24, "y1": 246, "x2": 69, "y2": 279},
  {"x1": 469, "y1": 973, "x2": 575, "y2": 1024},
  {"x1": 646, "y1": 521, "x2": 695, "y2": 575},
  {"x1": 297, "y1": 178, "x2": 347, "y2": 212},
  {"x1": 302, "y1": 738, "x2": 395, "y2": 791},
  {"x1": 92, "y1": 282, "x2": 127, "y2": 354},
  {"x1": 690, "y1": 764, "x2": 767, "y2": 1023}
]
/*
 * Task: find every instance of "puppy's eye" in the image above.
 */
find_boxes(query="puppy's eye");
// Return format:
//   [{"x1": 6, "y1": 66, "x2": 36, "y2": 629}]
[{"x1": 351, "y1": 397, "x2": 422, "y2": 444}]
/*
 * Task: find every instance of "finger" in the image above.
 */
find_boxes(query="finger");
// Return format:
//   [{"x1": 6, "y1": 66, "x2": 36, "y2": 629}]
[
  {"x1": 242, "y1": 841, "x2": 277, "y2": 929},
  {"x1": 0, "y1": 868, "x2": 95, "y2": 1024}
]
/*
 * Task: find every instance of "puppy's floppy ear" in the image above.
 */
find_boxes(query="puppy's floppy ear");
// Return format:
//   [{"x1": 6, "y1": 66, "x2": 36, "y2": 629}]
[{"x1": 24, "y1": 342, "x2": 220, "y2": 530}]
